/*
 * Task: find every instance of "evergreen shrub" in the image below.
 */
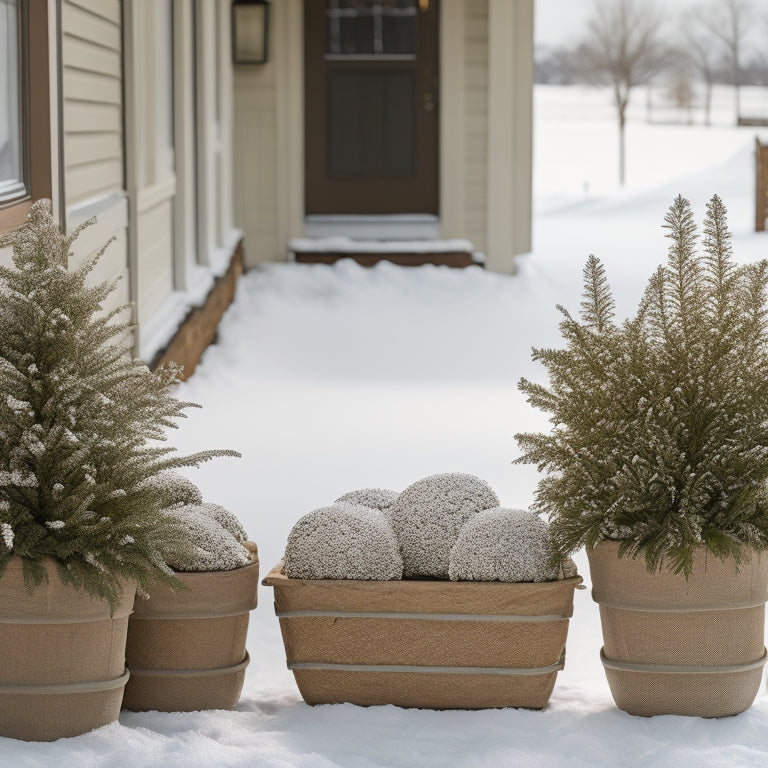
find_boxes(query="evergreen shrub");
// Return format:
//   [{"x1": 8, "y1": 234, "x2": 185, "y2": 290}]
[
  {"x1": 516, "y1": 195, "x2": 768, "y2": 575},
  {"x1": 0, "y1": 201, "x2": 237, "y2": 607}
]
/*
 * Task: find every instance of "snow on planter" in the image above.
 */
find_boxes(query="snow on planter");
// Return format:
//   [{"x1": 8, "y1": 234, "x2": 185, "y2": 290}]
[
  {"x1": 449, "y1": 507, "x2": 559, "y2": 583},
  {"x1": 335, "y1": 488, "x2": 399, "y2": 512},
  {"x1": 284, "y1": 503, "x2": 403, "y2": 580},
  {"x1": 388, "y1": 472, "x2": 499, "y2": 578},
  {"x1": 164, "y1": 505, "x2": 251, "y2": 571}
]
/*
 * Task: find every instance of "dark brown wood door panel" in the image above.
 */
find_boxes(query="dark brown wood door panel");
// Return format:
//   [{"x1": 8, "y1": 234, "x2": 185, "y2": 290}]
[{"x1": 305, "y1": 0, "x2": 439, "y2": 215}]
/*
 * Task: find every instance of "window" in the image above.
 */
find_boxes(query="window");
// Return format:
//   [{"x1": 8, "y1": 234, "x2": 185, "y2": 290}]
[
  {"x1": 0, "y1": 0, "x2": 25, "y2": 204},
  {"x1": 0, "y1": 0, "x2": 51, "y2": 233}
]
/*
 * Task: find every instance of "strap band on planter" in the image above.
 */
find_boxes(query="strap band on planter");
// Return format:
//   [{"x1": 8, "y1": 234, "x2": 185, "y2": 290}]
[
  {"x1": 593, "y1": 595, "x2": 768, "y2": 612},
  {"x1": 0, "y1": 669, "x2": 130, "y2": 695},
  {"x1": 128, "y1": 653, "x2": 250, "y2": 678},
  {"x1": 288, "y1": 656, "x2": 565, "y2": 676},
  {"x1": 130, "y1": 608, "x2": 252, "y2": 620},
  {"x1": 599, "y1": 648, "x2": 768, "y2": 675},
  {"x1": 276, "y1": 609, "x2": 568, "y2": 623}
]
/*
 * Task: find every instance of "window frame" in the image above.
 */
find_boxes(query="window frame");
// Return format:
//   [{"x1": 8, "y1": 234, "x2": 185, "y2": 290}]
[{"x1": 0, "y1": 0, "x2": 52, "y2": 233}]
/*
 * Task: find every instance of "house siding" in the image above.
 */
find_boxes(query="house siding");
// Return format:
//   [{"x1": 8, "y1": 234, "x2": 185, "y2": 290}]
[
  {"x1": 233, "y1": 64, "x2": 280, "y2": 266},
  {"x1": 464, "y1": 0, "x2": 489, "y2": 254},
  {"x1": 61, "y1": 0, "x2": 128, "y2": 320}
]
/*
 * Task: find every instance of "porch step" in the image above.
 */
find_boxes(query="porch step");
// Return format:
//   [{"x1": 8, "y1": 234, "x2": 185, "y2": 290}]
[{"x1": 289, "y1": 237, "x2": 482, "y2": 269}]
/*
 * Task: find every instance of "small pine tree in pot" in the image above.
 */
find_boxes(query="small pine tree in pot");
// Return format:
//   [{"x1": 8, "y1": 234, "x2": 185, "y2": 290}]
[
  {"x1": 0, "y1": 201, "x2": 237, "y2": 740},
  {"x1": 515, "y1": 195, "x2": 768, "y2": 717}
]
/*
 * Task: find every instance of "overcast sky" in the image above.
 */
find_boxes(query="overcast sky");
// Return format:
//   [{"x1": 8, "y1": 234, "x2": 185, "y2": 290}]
[{"x1": 534, "y1": 0, "x2": 593, "y2": 48}]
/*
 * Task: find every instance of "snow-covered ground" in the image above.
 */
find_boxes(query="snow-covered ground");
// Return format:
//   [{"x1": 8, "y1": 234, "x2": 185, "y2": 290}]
[{"x1": 7, "y1": 85, "x2": 768, "y2": 766}]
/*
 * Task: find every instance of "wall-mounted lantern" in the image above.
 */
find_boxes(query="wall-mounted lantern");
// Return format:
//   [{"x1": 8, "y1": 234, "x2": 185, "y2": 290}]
[{"x1": 232, "y1": 0, "x2": 270, "y2": 64}]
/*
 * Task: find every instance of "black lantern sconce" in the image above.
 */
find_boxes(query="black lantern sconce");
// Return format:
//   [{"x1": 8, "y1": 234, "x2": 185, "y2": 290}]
[{"x1": 232, "y1": 0, "x2": 270, "y2": 64}]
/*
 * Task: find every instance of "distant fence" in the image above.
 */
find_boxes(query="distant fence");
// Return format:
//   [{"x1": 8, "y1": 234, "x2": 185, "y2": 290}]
[{"x1": 757, "y1": 138, "x2": 768, "y2": 233}]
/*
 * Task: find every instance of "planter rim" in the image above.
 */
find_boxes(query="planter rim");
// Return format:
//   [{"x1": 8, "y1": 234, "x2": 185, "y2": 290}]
[
  {"x1": 0, "y1": 557, "x2": 135, "y2": 620},
  {"x1": 133, "y1": 558, "x2": 259, "y2": 617},
  {"x1": 263, "y1": 562, "x2": 582, "y2": 590}
]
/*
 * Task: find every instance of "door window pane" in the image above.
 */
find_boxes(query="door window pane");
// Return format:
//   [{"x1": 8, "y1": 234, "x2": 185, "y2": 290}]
[
  {"x1": 0, "y1": 0, "x2": 25, "y2": 203},
  {"x1": 327, "y1": 0, "x2": 418, "y2": 56}
]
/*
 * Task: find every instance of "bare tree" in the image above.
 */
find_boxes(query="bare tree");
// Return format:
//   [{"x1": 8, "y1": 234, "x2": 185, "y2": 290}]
[
  {"x1": 684, "y1": 10, "x2": 718, "y2": 126},
  {"x1": 703, "y1": 0, "x2": 751, "y2": 123},
  {"x1": 573, "y1": 0, "x2": 673, "y2": 185}
]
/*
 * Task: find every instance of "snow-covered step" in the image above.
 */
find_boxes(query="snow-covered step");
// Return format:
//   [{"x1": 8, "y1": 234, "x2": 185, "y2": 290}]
[{"x1": 289, "y1": 237, "x2": 483, "y2": 268}]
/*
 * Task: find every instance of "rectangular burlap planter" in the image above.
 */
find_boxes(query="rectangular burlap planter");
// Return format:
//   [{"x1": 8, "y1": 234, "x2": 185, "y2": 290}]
[{"x1": 263, "y1": 563, "x2": 582, "y2": 709}]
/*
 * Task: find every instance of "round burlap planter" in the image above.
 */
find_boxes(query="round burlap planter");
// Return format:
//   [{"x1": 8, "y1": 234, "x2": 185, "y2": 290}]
[
  {"x1": 123, "y1": 548, "x2": 258, "y2": 712},
  {"x1": 0, "y1": 557, "x2": 135, "y2": 741},
  {"x1": 588, "y1": 541, "x2": 768, "y2": 717}
]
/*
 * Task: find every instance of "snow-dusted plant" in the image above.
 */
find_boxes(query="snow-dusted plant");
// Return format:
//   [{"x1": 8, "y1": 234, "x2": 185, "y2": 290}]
[
  {"x1": 163, "y1": 505, "x2": 251, "y2": 572},
  {"x1": 138, "y1": 470, "x2": 203, "y2": 507},
  {"x1": 516, "y1": 195, "x2": 768, "y2": 575},
  {"x1": 449, "y1": 508, "x2": 559, "y2": 583},
  {"x1": 0, "y1": 201, "x2": 238, "y2": 608},
  {"x1": 284, "y1": 503, "x2": 403, "y2": 580},
  {"x1": 195, "y1": 502, "x2": 249, "y2": 542},
  {"x1": 388, "y1": 473, "x2": 499, "y2": 578},
  {"x1": 335, "y1": 488, "x2": 398, "y2": 513}
]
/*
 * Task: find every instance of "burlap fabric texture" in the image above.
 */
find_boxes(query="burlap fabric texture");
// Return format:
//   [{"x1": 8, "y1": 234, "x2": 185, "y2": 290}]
[
  {"x1": 0, "y1": 557, "x2": 135, "y2": 741},
  {"x1": 263, "y1": 561, "x2": 582, "y2": 709},
  {"x1": 588, "y1": 541, "x2": 768, "y2": 717},
  {"x1": 122, "y1": 545, "x2": 259, "y2": 712}
]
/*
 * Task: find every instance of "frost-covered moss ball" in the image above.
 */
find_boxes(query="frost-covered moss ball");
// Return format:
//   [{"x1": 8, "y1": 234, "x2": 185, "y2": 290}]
[
  {"x1": 164, "y1": 506, "x2": 251, "y2": 572},
  {"x1": 138, "y1": 470, "x2": 203, "y2": 507},
  {"x1": 195, "y1": 502, "x2": 249, "y2": 542},
  {"x1": 335, "y1": 488, "x2": 398, "y2": 513},
  {"x1": 449, "y1": 507, "x2": 559, "y2": 583},
  {"x1": 284, "y1": 503, "x2": 403, "y2": 580},
  {"x1": 388, "y1": 473, "x2": 499, "y2": 578}
]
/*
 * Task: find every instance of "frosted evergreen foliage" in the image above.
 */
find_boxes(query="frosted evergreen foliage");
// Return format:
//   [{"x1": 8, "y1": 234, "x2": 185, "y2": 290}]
[
  {"x1": 334, "y1": 488, "x2": 398, "y2": 512},
  {"x1": 284, "y1": 503, "x2": 403, "y2": 580},
  {"x1": 516, "y1": 195, "x2": 768, "y2": 576},
  {"x1": 449, "y1": 508, "x2": 559, "y2": 583},
  {"x1": 196, "y1": 502, "x2": 249, "y2": 542},
  {"x1": 388, "y1": 473, "x2": 499, "y2": 578},
  {"x1": 0, "y1": 201, "x2": 238, "y2": 607},
  {"x1": 164, "y1": 505, "x2": 250, "y2": 572}
]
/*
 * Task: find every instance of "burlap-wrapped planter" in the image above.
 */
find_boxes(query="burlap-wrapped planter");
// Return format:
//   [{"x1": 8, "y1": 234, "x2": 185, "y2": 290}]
[
  {"x1": 263, "y1": 562, "x2": 582, "y2": 709},
  {"x1": 588, "y1": 541, "x2": 768, "y2": 717},
  {"x1": 123, "y1": 547, "x2": 258, "y2": 712},
  {"x1": 0, "y1": 557, "x2": 134, "y2": 741}
]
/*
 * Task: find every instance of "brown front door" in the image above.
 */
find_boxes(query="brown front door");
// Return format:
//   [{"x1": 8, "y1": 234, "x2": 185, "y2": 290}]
[{"x1": 304, "y1": 0, "x2": 439, "y2": 215}]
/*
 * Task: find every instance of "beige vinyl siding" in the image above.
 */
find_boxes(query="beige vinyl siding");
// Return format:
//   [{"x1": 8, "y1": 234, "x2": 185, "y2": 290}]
[
  {"x1": 234, "y1": 65, "x2": 279, "y2": 266},
  {"x1": 136, "y1": 197, "x2": 174, "y2": 327},
  {"x1": 61, "y1": 0, "x2": 124, "y2": 207},
  {"x1": 67, "y1": 197, "x2": 130, "y2": 319},
  {"x1": 464, "y1": 0, "x2": 489, "y2": 253}
]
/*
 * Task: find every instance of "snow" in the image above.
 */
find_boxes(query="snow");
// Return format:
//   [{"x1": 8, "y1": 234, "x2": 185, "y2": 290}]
[
  {"x1": 6, "y1": 84, "x2": 768, "y2": 765},
  {"x1": 289, "y1": 237, "x2": 475, "y2": 254}
]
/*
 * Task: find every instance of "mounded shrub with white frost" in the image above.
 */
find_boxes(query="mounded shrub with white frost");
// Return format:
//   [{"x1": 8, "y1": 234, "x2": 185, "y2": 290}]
[
  {"x1": 335, "y1": 488, "x2": 398, "y2": 513},
  {"x1": 138, "y1": 470, "x2": 203, "y2": 507},
  {"x1": 388, "y1": 473, "x2": 499, "y2": 578},
  {"x1": 284, "y1": 503, "x2": 403, "y2": 580},
  {"x1": 164, "y1": 505, "x2": 251, "y2": 572},
  {"x1": 449, "y1": 507, "x2": 559, "y2": 583},
  {"x1": 195, "y1": 502, "x2": 249, "y2": 542}
]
